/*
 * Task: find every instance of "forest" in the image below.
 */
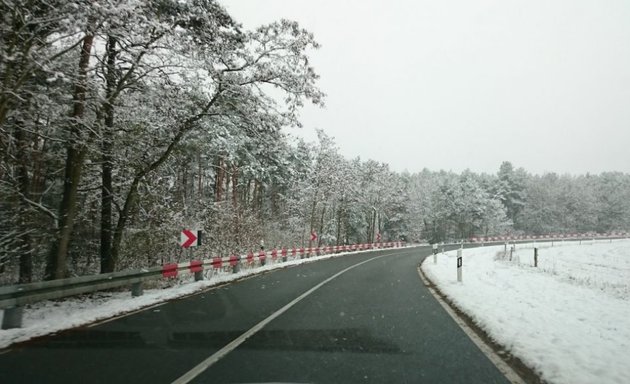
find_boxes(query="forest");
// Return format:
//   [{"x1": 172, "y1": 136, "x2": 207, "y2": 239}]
[{"x1": 1, "y1": 0, "x2": 629, "y2": 284}]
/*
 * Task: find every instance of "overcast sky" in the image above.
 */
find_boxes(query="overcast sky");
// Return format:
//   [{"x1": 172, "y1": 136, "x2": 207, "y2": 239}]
[{"x1": 222, "y1": 0, "x2": 630, "y2": 175}]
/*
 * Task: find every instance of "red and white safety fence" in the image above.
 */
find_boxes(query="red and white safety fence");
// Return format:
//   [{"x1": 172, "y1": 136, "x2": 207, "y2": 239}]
[
  {"x1": 161, "y1": 241, "x2": 407, "y2": 278},
  {"x1": 468, "y1": 232, "x2": 630, "y2": 243}
]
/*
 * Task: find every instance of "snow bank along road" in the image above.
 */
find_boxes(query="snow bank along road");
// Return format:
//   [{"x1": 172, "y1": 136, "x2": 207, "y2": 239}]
[
  {"x1": 0, "y1": 246, "x2": 515, "y2": 384},
  {"x1": 422, "y1": 240, "x2": 630, "y2": 384}
]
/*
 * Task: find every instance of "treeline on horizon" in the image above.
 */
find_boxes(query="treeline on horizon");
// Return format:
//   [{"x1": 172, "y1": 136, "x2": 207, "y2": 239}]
[{"x1": 1, "y1": 1, "x2": 629, "y2": 284}]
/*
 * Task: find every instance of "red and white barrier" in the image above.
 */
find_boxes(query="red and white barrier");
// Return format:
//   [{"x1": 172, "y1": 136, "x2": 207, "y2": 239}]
[{"x1": 160, "y1": 240, "x2": 408, "y2": 278}]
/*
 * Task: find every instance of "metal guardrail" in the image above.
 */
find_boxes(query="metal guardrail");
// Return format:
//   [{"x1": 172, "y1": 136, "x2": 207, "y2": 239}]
[
  {"x1": 0, "y1": 242, "x2": 408, "y2": 329},
  {"x1": 0, "y1": 266, "x2": 162, "y2": 309}
]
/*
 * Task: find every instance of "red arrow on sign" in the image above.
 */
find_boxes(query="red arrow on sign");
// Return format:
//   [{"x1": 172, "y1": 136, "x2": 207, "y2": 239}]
[
  {"x1": 311, "y1": 231, "x2": 318, "y2": 242},
  {"x1": 376, "y1": 232, "x2": 381, "y2": 242},
  {"x1": 181, "y1": 229, "x2": 198, "y2": 248}
]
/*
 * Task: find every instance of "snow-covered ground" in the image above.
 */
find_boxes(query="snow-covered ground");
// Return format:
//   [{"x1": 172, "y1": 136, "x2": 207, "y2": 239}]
[
  {"x1": 0, "y1": 248, "x2": 392, "y2": 349},
  {"x1": 422, "y1": 239, "x2": 630, "y2": 384}
]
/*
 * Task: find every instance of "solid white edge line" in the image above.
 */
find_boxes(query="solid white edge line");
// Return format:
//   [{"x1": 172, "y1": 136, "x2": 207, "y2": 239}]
[
  {"x1": 171, "y1": 253, "x2": 393, "y2": 384},
  {"x1": 417, "y1": 263, "x2": 527, "y2": 384}
]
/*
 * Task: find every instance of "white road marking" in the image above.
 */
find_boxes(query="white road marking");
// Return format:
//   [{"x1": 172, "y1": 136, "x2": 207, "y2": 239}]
[
  {"x1": 417, "y1": 264, "x2": 527, "y2": 384},
  {"x1": 171, "y1": 253, "x2": 392, "y2": 384}
]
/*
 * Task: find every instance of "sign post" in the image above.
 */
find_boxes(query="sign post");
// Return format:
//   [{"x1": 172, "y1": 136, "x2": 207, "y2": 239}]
[
  {"x1": 309, "y1": 231, "x2": 318, "y2": 258},
  {"x1": 180, "y1": 229, "x2": 202, "y2": 279}
]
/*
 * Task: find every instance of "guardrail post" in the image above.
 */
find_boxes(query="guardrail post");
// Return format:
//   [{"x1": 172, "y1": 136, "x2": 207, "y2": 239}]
[
  {"x1": 232, "y1": 259, "x2": 240, "y2": 274},
  {"x1": 131, "y1": 282, "x2": 143, "y2": 297},
  {"x1": 194, "y1": 270, "x2": 204, "y2": 281},
  {"x1": 2, "y1": 306, "x2": 24, "y2": 329},
  {"x1": 534, "y1": 248, "x2": 538, "y2": 267}
]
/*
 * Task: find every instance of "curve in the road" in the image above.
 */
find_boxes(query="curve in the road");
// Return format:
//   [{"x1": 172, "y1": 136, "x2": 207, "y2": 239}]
[{"x1": 0, "y1": 247, "x2": 519, "y2": 384}]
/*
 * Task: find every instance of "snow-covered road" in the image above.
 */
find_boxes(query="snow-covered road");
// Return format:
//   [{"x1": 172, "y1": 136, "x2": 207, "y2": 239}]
[{"x1": 422, "y1": 239, "x2": 630, "y2": 384}]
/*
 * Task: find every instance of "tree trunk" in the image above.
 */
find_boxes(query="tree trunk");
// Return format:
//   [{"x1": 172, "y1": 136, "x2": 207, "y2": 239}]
[
  {"x1": 215, "y1": 156, "x2": 224, "y2": 202},
  {"x1": 336, "y1": 205, "x2": 342, "y2": 246},
  {"x1": 45, "y1": 30, "x2": 95, "y2": 280},
  {"x1": 244, "y1": 179, "x2": 252, "y2": 206},
  {"x1": 100, "y1": 35, "x2": 117, "y2": 274},
  {"x1": 15, "y1": 122, "x2": 32, "y2": 283},
  {"x1": 109, "y1": 177, "x2": 143, "y2": 270},
  {"x1": 371, "y1": 210, "x2": 377, "y2": 243},
  {"x1": 231, "y1": 165, "x2": 240, "y2": 245},
  {"x1": 318, "y1": 205, "x2": 326, "y2": 247},
  {"x1": 255, "y1": 180, "x2": 264, "y2": 216},
  {"x1": 224, "y1": 164, "x2": 231, "y2": 204},
  {"x1": 46, "y1": 147, "x2": 86, "y2": 279},
  {"x1": 232, "y1": 165, "x2": 239, "y2": 209},
  {"x1": 198, "y1": 154, "x2": 203, "y2": 198},
  {"x1": 308, "y1": 190, "x2": 318, "y2": 250}
]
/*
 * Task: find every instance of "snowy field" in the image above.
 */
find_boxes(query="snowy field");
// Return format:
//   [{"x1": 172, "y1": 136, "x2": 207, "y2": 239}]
[
  {"x1": 422, "y1": 239, "x2": 630, "y2": 384},
  {"x1": 0, "y1": 248, "x2": 395, "y2": 349}
]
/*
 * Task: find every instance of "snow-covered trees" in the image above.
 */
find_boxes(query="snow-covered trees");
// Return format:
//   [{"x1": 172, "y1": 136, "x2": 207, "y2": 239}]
[
  {"x1": 1, "y1": 2, "x2": 629, "y2": 284},
  {"x1": 1, "y1": 1, "x2": 325, "y2": 281},
  {"x1": 404, "y1": 170, "x2": 509, "y2": 242},
  {"x1": 518, "y1": 172, "x2": 630, "y2": 235}
]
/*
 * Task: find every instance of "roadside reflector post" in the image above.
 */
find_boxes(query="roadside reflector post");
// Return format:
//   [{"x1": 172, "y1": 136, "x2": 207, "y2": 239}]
[
  {"x1": 534, "y1": 248, "x2": 538, "y2": 267},
  {"x1": 131, "y1": 282, "x2": 144, "y2": 297},
  {"x1": 457, "y1": 248, "x2": 463, "y2": 282},
  {"x1": 432, "y1": 243, "x2": 438, "y2": 263},
  {"x1": 1, "y1": 306, "x2": 23, "y2": 329}
]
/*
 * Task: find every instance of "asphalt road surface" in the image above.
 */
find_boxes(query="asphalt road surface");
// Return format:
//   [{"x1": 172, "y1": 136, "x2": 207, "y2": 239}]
[{"x1": 0, "y1": 246, "x2": 511, "y2": 384}]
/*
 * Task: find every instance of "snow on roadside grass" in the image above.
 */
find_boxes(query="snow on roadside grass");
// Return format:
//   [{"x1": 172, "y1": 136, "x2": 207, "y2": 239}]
[
  {"x1": 422, "y1": 240, "x2": 630, "y2": 384},
  {"x1": 0, "y1": 249, "x2": 388, "y2": 349}
]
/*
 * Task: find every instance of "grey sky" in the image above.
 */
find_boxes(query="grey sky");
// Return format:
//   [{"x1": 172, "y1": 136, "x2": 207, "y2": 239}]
[{"x1": 222, "y1": 0, "x2": 630, "y2": 175}]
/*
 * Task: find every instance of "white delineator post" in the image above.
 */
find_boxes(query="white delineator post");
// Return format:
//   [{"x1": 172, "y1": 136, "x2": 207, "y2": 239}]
[
  {"x1": 457, "y1": 248, "x2": 463, "y2": 282},
  {"x1": 432, "y1": 243, "x2": 438, "y2": 264}
]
